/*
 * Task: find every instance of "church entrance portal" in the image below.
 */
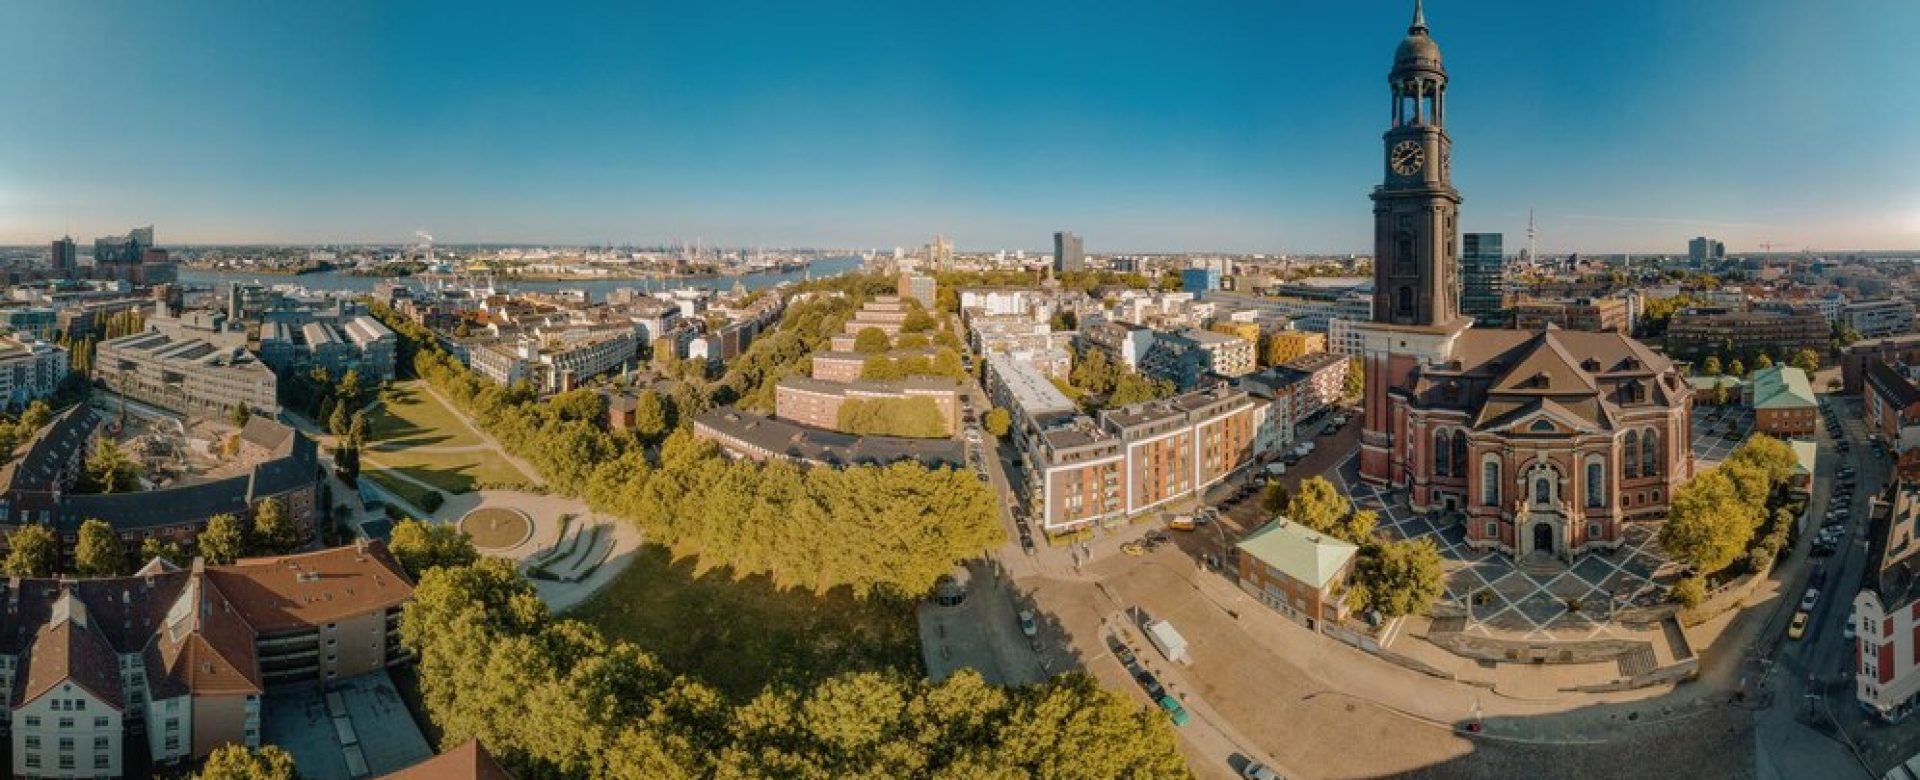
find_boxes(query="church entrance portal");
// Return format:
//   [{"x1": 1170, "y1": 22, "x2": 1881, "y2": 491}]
[{"x1": 1532, "y1": 522, "x2": 1555, "y2": 556}]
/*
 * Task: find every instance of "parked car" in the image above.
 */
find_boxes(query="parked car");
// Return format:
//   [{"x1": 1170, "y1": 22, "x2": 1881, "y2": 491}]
[
  {"x1": 1800, "y1": 589, "x2": 1820, "y2": 611},
  {"x1": 1844, "y1": 620, "x2": 1857, "y2": 642},
  {"x1": 1242, "y1": 763, "x2": 1285, "y2": 780},
  {"x1": 1789, "y1": 611, "x2": 1810, "y2": 640},
  {"x1": 1020, "y1": 533, "x2": 1036, "y2": 556},
  {"x1": 1018, "y1": 610, "x2": 1038, "y2": 637},
  {"x1": 1136, "y1": 671, "x2": 1166, "y2": 699},
  {"x1": 1157, "y1": 695, "x2": 1191, "y2": 726}
]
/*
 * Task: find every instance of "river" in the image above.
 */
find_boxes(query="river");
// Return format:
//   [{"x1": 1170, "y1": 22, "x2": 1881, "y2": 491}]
[{"x1": 178, "y1": 254, "x2": 865, "y2": 300}]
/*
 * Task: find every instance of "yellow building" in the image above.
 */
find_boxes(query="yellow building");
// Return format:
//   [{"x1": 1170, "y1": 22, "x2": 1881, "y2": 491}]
[
  {"x1": 1210, "y1": 321, "x2": 1263, "y2": 347},
  {"x1": 1262, "y1": 330, "x2": 1326, "y2": 366}
]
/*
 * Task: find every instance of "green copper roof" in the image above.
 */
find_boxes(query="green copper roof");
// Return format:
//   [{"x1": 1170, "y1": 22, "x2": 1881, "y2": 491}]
[
  {"x1": 1236, "y1": 519, "x2": 1359, "y2": 590},
  {"x1": 1749, "y1": 366, "x2": 1816, "y2": 411}
]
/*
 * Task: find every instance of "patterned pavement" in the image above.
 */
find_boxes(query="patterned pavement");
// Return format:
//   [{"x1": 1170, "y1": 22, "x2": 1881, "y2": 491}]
[
  {"x1": 1689, "y1": 404, "x2": 1754, "y2": 467},
  {"x1": 1331, "y1": 453, "x2": 1682, "y2": 642}
]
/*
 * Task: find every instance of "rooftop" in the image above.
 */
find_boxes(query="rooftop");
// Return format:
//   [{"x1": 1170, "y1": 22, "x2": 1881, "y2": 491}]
[{"x1": 1236, "y1": 519, "x2": 1359, "y2": 590}]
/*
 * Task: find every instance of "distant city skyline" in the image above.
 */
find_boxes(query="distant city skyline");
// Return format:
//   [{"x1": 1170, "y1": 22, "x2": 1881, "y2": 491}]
[{"x1": 3, "y1": 1, "x2": 1918, "y2": 254}]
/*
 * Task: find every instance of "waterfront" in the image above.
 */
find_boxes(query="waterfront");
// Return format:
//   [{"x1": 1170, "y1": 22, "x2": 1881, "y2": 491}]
[{"x1": 179, "y1": 255, "x2": 864, "y2": 299}]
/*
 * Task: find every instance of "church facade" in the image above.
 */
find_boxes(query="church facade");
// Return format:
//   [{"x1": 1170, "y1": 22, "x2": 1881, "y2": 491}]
[{"x1": 1354, "y1": 3, "x2": 1694, "y2": 561}]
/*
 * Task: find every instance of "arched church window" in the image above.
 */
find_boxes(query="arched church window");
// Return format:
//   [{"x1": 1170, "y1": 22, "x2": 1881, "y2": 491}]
[
  {"x1": 1623, "y1": 431, "x2": 1640, "y2": 479},
  {"x1": 1434, "y1": 429, "x2": 1451, "y2": 476},
  {"x1": 1452, "y1": 433, "x2": 1468, "y2": 477},
  {"x1": 1641, "y1": 429, "x2": 1658, "y2": 476},
  {"x1": 1398, "y1": 287, "x2": 1415, "y2": 316},
  {"x1": 1482, "y1": 460, "x2": 1499, "y2": 506},
  {"x1": 1534, "y1": 473, "x2": 1552, "y2": 505},
  {"x1": 1586, "y1": 461, "x2": 1605, "y2": 508}
]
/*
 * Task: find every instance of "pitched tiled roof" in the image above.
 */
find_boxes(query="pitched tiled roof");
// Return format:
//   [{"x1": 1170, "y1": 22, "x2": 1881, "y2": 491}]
[
  {"x1": 205, "y1": 542, "x2": 412, "y2": 635},
  {"x1": 1411, "y1": 328, "x2": 1686, "y2": 431},
  {"x1": 1749, "y1": 366, "x2": 1816, "y2": 411},
  {"x1": 145, "y1": 571, "x2": 262, "y2": 698},
  {"x1": 379, "y1": 739, "x2": 515, "y2": 780},
  {"x1": 1866, "y1": 360, "x2": 1920, "y2": 409},
  {"x1": 17, "y1": 592, "x2": 124, "y2": 710}
]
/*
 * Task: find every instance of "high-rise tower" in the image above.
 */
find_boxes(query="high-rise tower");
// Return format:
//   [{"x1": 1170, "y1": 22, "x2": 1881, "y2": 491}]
[
  {"x1": 1357, "y1": 0, "x2": 1474, "y2": 484},
  {"x1": 1370, "y1": 0, "x2": 1462, "y2": 328}
]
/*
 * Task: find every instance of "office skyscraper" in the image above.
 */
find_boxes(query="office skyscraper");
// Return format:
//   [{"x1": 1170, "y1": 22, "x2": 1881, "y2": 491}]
[
  {"x1": 49, "y1": 237, "x2": 76, "y2": 273},
  {"x1": 1053, "y1": 231, "x2": 1084, "y2": 274},
  {"x1": 1687, "y1": 236, "x2": 1725, "y2": 264},
  {"x1": 1461, "y1": 233, "x2": 1505, "y2": 321}
]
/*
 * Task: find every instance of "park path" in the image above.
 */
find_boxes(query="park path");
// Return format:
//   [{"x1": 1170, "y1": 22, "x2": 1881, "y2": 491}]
[{"x1": 366, "y1": 442, "x2": 498, "y2": 455}]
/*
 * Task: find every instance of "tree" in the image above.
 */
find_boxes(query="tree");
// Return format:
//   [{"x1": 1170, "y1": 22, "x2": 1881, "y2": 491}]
[
  {"x1": 1070, "y1": 348, "x2": 1118, "y2": 395},
  {"x1": 337, "y1": 368, "x2": 364, "y2": 408},
  {"x1": 79, "y1": 439, "x2": 140, "y2": 494},
  {"x1": 1050, "y1": 310, "x2": 1077, "y2": 331},
  {"x1": 74, "y1": 518, "x2": 126, "y2": 577},
  {"x1": 900, "y1": 307, "x2": 936, "y2": 334},
  {"x1": 631, "y1": 390, "x2": 670, "y2": 440},
  {"x1": 348, "y1": 411, "x2": 368, "y2": 447},
  {"x1": 139, "y1": 538, "x2": 186, "y2": 568},
  {"x1": 1727, "y1": 359, "x2": 1745, "y2": 378},
  {"x1": 1790, "y1": 348, "x2": 1821, "y2": 374},
  {"x1": 860, "y1": 355, "x2": 904, "y2": 381},
  {"x1": 1727, "y1": 433, "x2": 1798, "y2": 487},
  {"x1": 1712, "y1": 383, "x2": 1731, "y2": 407},
  {"x1": 228, "y1": 403, "x2": 252, "y2": 427},
  {"x1": 1342, "y1": 357, "x2": 1364, "y2": 399},
  {"x1": 1286, "y1": 477, "x2": 1353, "y2": 537},
  {"x1": 853, "y1": 327, "x2": 891, "y2": 354},
  {"x1": 389, "y1": 519, "x2": 479, "y2": 578},
  {"x1": 200, "y1": 513, "x2": 249, "y2": 565},
  {"x1": 1107, "y1": 372, "x2": 1173, "y2": 407},
  {"x1": 1669, "y1": 575, "x2": 1707, "y2": 608},
  {"x1": 1702, "y1": 355, "x2": 1722, "y2": 376},
  {"x1": 329, "y1": 402, "x2": 351, "y2": 438},
  {"x1": 252, "y1": 498, "x2": 302, "y2": 555},
  {"x1": 3, "y1": 525, "x2": 56, "y2": 577},
  {"x1": 982, "y1": 408, "x2": 1011, "y2": 438},
  {"x1": 1755, "y1": 353, "x2": 1774, "y2": 370},
  {"x1": 1349, "y1": 538, "x2": 1446, "y2": 617},
  {"x1": 1260, "y1": 481, "x2": 1291, "y2": 515},
  {"x1": 895, "y1": 332, "x2": 930, "y2": 349},
  {"x1": 196, "y1": 744, "x2": 297, "y2": 780},
  {"x1": 1834, "y1": 322, "x2": 1863, "y2": 348},
  {"x1": 1658, "y1": 470, "x2": 1753, "y2": 575}
]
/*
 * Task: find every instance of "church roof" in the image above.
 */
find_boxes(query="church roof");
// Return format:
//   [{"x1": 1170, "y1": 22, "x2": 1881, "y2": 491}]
[{"x1": 1410, "y1": 328, "x2": 1686, "y2": 430}]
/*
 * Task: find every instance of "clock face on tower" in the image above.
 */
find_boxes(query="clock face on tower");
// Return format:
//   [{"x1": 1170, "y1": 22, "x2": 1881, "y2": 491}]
[{"x1": 1391, "y1": 140, "x2": 1425, "y2": 176}]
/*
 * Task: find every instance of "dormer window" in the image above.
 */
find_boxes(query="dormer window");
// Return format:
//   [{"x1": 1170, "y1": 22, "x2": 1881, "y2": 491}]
[
  {"x1": 1530, "y1": 420, "x2": 1554, "y2": 432},
  {"x1": 1581, "y1": 358, "x2": 1601, "y2": 372}
]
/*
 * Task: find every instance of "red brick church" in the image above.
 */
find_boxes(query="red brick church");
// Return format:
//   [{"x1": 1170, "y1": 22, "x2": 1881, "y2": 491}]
[{"x1": 1353, "y1": 3, "x2": 1694, "y2": 561}]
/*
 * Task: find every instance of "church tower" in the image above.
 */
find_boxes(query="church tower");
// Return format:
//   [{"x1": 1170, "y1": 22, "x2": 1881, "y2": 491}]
[
  {"x1": 1371, "y1": 0, "x2": 1461, "y2": 327},
  {"x1": 1357, "y1": 1, "x2": 1473, "y2": 485}
]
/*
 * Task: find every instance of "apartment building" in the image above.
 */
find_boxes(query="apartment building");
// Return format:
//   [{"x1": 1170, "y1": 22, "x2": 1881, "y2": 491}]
[
  {"x1": 1024, "y1": 387, "x2": 1259, "y2": 534},
  {"x1": 1845, "y1": 299, "x2": 1916, "y2": 339},
  {"x1": 1079, "y1": 321, "x2": 1155, "y2": 372},
  {"x1": 1513, "y1": 296, "x2": 1630, "y2": 334},
  {"x1": 897, "y1": 274, "x2": 937, "y2": 308},
  {"x1": 773, "y1": 376, "x2": 962, "y2": 436},
  {"x1": 0, "y1": 542, "x2": 411, "y2": 775},
  {"x1": 1856, "y1": 482, "x2": 1920, "y2": 722},
  {"x1": 1261, "y1": 330, "x2": 1325, "y2": 366},
  {"x1": 0, "y1": 337, "x2": 69, "y2": 406},
  {"x1": 1666, "y1": 306, "x2": 1828, "y2": 360},
  {"x1": 95, "y1": 330, "x2": 278, "y2": 418},
  {"x1": 1865, "y1": 362, "x2": 1920, "y2": 459},
  {"x1": 1846, "y1": 334, "x2": 1920, "y2": 394},
  {"x1": 1202, "y1": 290, "x2": 1372, "y2": 334}
]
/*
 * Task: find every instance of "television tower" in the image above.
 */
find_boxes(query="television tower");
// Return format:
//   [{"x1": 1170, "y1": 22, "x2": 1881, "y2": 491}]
[{"x1": 1526, "y1": 208, "x2": 1537, "y2": 264}]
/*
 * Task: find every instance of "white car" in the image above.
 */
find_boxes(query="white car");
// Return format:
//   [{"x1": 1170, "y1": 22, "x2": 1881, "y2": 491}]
[
  {"x1": 1018, "y1": 610, "x2": 1038, "y2": 637},
  {"x1": 1800, "y1": 589, "x2": 1820, "y2": 612},
  {"x1": 1242, "y1": 763, "x2": 1284, "y2": 780}
]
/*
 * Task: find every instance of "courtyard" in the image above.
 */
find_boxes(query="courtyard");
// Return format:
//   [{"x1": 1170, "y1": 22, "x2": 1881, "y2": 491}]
[{"x1": 1332, "y1": 453, "x2": 1683, "y2": 642}]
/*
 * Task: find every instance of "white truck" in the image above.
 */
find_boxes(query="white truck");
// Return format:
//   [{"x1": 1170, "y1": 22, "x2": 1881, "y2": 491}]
[{"x1": 1144, "y1": 619, "x2": 1191, "y2": 665}]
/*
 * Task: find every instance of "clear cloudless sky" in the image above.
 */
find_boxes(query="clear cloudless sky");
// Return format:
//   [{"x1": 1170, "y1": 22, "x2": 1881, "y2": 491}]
[{"x1": 3, "y1": 0, "x2": 1919, "y2": 254}]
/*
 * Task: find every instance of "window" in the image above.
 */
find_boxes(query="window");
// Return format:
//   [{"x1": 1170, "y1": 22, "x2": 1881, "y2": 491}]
[
  {"x1": 1434, "y1": 429, "x2": 1451, "y2": 476},
  {"x1": 23, "y1": 753, "x2": 37, "y2": 769},
  {"x1": 74, "y1": 699, "x2": 84, "y2": 711},
  {"x1": 1398, "y1": 286, "x2": 1415, "y2": 316},
  {"x1": 1482, "y1": 461, "x2": 1500, "y2": 506},
  {"x1": 93, "y1": 717, "x2": 108, "y2": 729},
  {"x1": 24, "y1": 715, "x2": 39, "y2": 728},
  {"x1": 1452, "y1": 434, "x2": 1468, "y2": 478},
  {"x1": 58, "y1": 737, "x2": 73, "y2": 750},
  {"x1": 164, "y1": 736, "x2": 179, "y2": 752},
  {"x1": 59, "y1": 753, "x2": 74, "y2": 770},
  {"x1": 25, "y1": 736, "x2": 39, "y2": 750},
  {"x1": 93, "y1": 736, "x2": 108, "y2": 749},
  {"x1": 1588, "y1": 522, "x2": 1602, "y2": 539},
  {"x1": 1623, "y1": 431, "x2": 1639, "y2": 478},
  {"x1": 1586, "y1": 461, "x2": 1605, "y2": 508},
  {"x1": 1485, "y1": 521, "x2": 1498, "y2": 537},
  {"x1": 1534, "y1": 474, "x2": 1552, "y2": 505},
  {"x1": 58, "y1": 717, "x2": 72, "y2": 730},
  {"x1": 95, "y1": 753, "x2": 110, "y2": 769},
  {"x1": 165, "y1": 718, "x2": 178, "y2": 732},
  {"x1": 1641, "y1": 429, "x2": 1658, "y2": 476}
]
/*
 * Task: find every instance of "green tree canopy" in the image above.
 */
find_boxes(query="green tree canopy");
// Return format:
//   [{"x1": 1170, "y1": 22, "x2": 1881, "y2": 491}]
[
  {"x1": 1107, "y1": 372, "x2": 1174, "y2": 408},
  {"x1": 1790, "y1": 348, "x2": 1821, "y2": 374},
  {"x1": 252, "y1": 498, "x2": 302, "y2": 555},
  {"x1": 631, "y1": 389, "x2": 670, "y2": 440},
  {"x1": 982, "y1": 408, "x2": 1011, "y2": 438},
  {"x1": 1349, "y1": 537, "x2": 1446, "y2": 617},
  {"x1": 1342, "y1": 357, "x2": 1364, "y2": 399},
  {"x1": 1755, "y1": 353, "x2": 1774, "y2": 370},
  {"x1": 196, "y1": 744, "x2": 298, "y2": 780},
  {"x1": 228, "y1": 403, "x2": 252, "y2": 427},
  {"x1": 80, "y1": 439, "x2": 140, "y2": 494},
  {"x1": 1728, "y1": 359, "x2": 1745, "y2": 378},
  {"x1": 1701, "y1": 355, "x2": 1722, "y2": 376},
  {"x1": 74, "y1": 518, "x2": 126, "y2": 578},
  {"x1": 390, "y1": 519, "x2": 479, "y2": 578},
  {"x1": 853, "y1": 327, "x2": 891, "y2": 354},
  {"x1": 1658, "y1": 469, "x2": 1753, "y2": 575},
  {"x1": 139, "y1": 538, "x2": 186, "y2": 568},
  {"x1": 3, "y1": 525, "x2": 57, "y2": 577},
  {"x1": 200, "y1": 513, "x2": 250, "y2": 565},
  {"x1": 1286, "y1": 477, "x2": 1354, "y2": 538},
  {"x1": 836, "y1": 397, "x2": 949, "y2": 439}
]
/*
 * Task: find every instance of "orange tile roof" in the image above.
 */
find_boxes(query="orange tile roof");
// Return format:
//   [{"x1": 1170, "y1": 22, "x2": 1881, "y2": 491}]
[
  {"x1": 204, "y1": 542, "x2": 413, "y2": 635},
  {"x1": 379, "y1": 739, "x2": 514, "y2": 780},
  {"x1": 18, "y1": 604, "x2": 123, "y2": 710}
]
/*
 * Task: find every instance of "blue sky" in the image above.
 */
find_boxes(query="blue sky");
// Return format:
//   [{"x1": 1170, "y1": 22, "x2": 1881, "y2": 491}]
[{"x1": 3, "y1": 1, "x2": 1918, "y2": 253}]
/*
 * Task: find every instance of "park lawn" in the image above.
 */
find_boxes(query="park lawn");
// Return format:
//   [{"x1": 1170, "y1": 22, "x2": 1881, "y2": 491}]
[
  {"x1": 366, "y1": 382, "x2": 484, "y2": 449},
  {"x1": 363, "y1": 470, "x2": 441, "y2": 514},
  {"x1": 366, "y1": 448, "x2": 530, "y2": 494},
  {"x1": 567, "y1": 543, "x2": 921, "y2": 699}
]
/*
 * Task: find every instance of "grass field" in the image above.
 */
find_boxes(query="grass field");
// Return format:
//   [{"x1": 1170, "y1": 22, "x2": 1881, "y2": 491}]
[
  {"x1": 366, "y1": 382, "x2": 483, "y2": 449},
  {"x1": 568, "y1": 544, "x2": 921, "y2": 699},
  {"x1": 363, "y1": 470, "x2": 440, "y2": 513},
  {"x1": 365, "y1": 449, "x2": 529, "y2": 494}
]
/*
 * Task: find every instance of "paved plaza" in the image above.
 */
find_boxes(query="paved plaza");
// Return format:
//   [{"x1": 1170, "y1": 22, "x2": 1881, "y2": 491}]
[
  {"x1": 1332, "y1": 454, "x2": 1683, "y2": 642},
  {"x1": 1691, "y1": 404, "x2": 1756, "y2": 467}
]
